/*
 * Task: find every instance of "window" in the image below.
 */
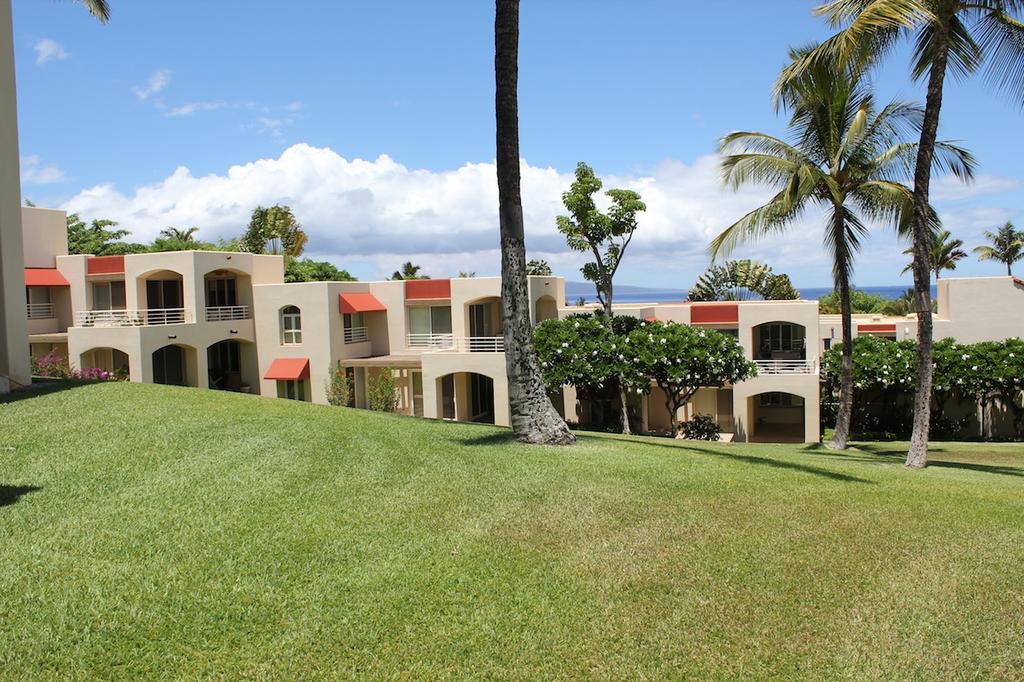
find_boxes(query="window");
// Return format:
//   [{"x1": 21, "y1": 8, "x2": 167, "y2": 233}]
[
  {"x1": 277, "y1": 379, "x2": 307, "y2": 401},
  {"x1": 281, "y1": 306, "x2": 302, "y2": 345},
  {"x1": 408, "y1": 305, "x2": 452, "y2": 336},
  {"x1": 206, "y1": 276, "x2": 237, "y2": 307},
  {"x1": 758, "y1": 323, "x2": 805, "y2": 353},
  {"x1": 759, "y1": 392, "x2": 804, "y2": 408},
  {"x1": 92, "y1": 281, "x2": 126, "y2": 311},
  {"x1": 823, "y1": 338, "x2": 832, "y2": 350},
  {"x1": 343, "y1": 312, "x2": 364, "y2": 329}
]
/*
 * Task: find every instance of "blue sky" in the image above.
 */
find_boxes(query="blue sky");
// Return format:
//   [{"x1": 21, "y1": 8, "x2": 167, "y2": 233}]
[{"x1": 13, "y1": 1, "x2": 1023, "y2": 288}]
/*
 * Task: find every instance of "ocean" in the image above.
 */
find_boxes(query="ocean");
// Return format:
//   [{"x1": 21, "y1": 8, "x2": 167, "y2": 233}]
[{"x1": 564, "y1": 282, "x2": 932, "y2": 304}]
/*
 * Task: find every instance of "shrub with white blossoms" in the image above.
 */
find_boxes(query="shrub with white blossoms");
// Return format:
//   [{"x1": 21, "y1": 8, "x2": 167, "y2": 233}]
[
  {"x1": 534, "y1": 314, "x2": 627, "y2": 393},
  {"x1": 619, "y1": 321, "x2": 756, "y2": 437}
]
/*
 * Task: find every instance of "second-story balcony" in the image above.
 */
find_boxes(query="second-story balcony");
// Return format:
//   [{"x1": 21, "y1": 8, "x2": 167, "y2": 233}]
[
  {"x1": 74, "y1": 308, "x2": 193, "y2": 327},
  {"x1": 407, "y1": 333, "x2": 505, "y2": 352},
  {"x1": 26, "y1": 303, "x2": 55, "y2": 319},
  {"x1": 344, "y1": 326, "x2": 369, "y2": 343},
  {"x1": 206, "y1": 305, "x2": 251, "y2": 322},
  {"x1": 754, "y1": 359, "x2": 816, "y2": 375},
  {"x1": 407, "y1": 332, "x2": 454, "y2": 349}
]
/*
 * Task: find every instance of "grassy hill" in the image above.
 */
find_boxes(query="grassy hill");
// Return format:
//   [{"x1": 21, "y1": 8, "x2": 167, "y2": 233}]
[{"x1": 1, "y1": 382, "x2": 1022, "y2": 679}]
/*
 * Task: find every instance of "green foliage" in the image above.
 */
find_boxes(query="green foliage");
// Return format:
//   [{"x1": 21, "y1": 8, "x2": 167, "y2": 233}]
[
  {"x1": 285, "y1": 258, "x2": 356, "y2": 283},
  {"x1": 688, "y1": 260, "x2": 800, "y2": 301},
  {"x1": 66, "y1": 213, "x2": 144, "y2": 255},
  {"x1": 902, "y1": 229, "x2": 967, "y2": 282},
  {"x1": 621, "y1": 322, "x2": 756, "y2": 435},
  {"x1": 241, "y1": 205, "x2": 307, "y2": 256},
  {"x1": 681, "y1": 413, "x2": 721, "y2": 441},
  {"x1": 534, "y1": 315, "x2": 621, "y2": 391},
  {"x1": 974, "y1": 222, "x2": 1024, "y2": 276},
  {"x1": 325, "y1": 363, "x2": 353, "y2": 407},
  {"x1": 391, "y1": 261, "x2": 427, "y2": 280},
  {"x1": 823, "y1": 336, "x2": 916, "y2": 394},
  {"x1": 458, "y1": 271, "x2": 477, "y2": 278},
  {"x1": 556, "y1": 162, "x2": 646, "y2": 310},
  {"x1": 818, "y1": 288, "x2": 888, "y2": 315},
  {"x1": 159, "y1": 226, "x2": 199, "y2": 242},
  {"x1": 526, "y1": 259, "x2": 552, "y2": 276},
  {"x1": 367, "y1": 369, "x2": 399, "y2": 412}
]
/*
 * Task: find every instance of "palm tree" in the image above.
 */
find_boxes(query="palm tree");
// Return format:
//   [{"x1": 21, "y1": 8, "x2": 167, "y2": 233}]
[
  {"x1": 902, "y1": 228, "x2": 967, "y2": 283},
  {"x1": 159, "y1": 226, "x2": 199, "y2": 242},
  {"x1": 77, "y1": 0, "x2": 111, "y2": 22},
  {"x1": 494, "y1": 0, "x2": 574, "y2": 445},
  {"x1": 974, "y1": 221, "x2": 1024, "y2": 275},
  {"x1": 390, "y1": 261, "x2": 425, "y2": 280},
  {"x1": 780, "y1": 2, "x2": 1024, "y2": 467},
  {"x1": 713, "y1": 51, "x2": 973, "y2": 450}
]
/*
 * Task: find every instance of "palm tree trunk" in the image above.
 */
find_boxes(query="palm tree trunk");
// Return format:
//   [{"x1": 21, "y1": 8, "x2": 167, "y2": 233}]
[
  {"x1": 829, "y1": 224, "x2": 854, "y2": 450},
  {"x1": 905, "y1": 27, "x2": 950, "y2": 469},
  {"x1": 494, "y1": 0, "x2": 574, "y2": 445}
]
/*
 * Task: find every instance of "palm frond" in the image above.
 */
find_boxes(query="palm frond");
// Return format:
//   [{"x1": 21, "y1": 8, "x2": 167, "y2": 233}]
[
  {"x1": 709, "y1": 190, "x2": 809, "y2": 260},
  {"x1": 978, "y1": 9, "x2": 1024, "y2": 106}
]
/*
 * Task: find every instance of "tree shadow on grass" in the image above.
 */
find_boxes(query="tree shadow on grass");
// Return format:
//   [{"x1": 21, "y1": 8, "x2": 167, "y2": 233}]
[
  {"x1": 810, "y1": 445, "x2": 1024, "y2": 478},
  {"x1": 0, "y1": 380, "x2": 94, "y2": 404},
  {"x1": 458, "y1": 430, "x2": 872, "y2": 484},
  {"x1": 0, "y1": 485, "x2": 41, "y2": 508}
]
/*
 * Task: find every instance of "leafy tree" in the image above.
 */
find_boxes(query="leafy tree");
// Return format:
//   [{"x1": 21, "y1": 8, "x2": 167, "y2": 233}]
[
  {"x1": 556, "y1": 162, "x2": 646, "y2": 313},
  {"x1": 284, "y1": 258, "x2": 357, "y2": 283},
  {"x1": 714, "y1": 52, "x2": 971, "y2": 451},
  {"x1": 159, "y1": 226, "x2": 199, "y2": 242},
  {"x1": 66, "y1": 214, "x2": 145, "y2": 255},
  {"x1": 534, "y1": 315, "x2": 622, "y2": 394},
  {"x1": 325, "y1": 362, "x2": 353, "y2": 407},
  {"x1": 620, "y1": 322, "x2": 756, "y2": 437},
  {"x1": 818, "y1": 288, "x2": 888, "y2": 314},
  {"x1": 526, "y1": 259, "x2": 552, "y2": 276},
  {"x1": 974, "y1": 221, "x2": 1024, "y2": 276},
  {"x1": 240, "y1": 205, "x2": 307, "y2": 257},
  {"x1": 367, "y1": 369, "x2": 399, "y2": 412},
  {"x1": 784, "y1": 0, "x2": 1024, "y2": 467},
  {"x1": 902, "y1": 228, "x2": 966, "y2": 283},
  {"x1": 494, "y1": 0, "x2": 574, "y2": 445},
  {"x1": 458, "y1": 271, "x2": 477, "y2": 278},
  {"x1": 391, "y1": 261, "x2": 427, "y2": 280},
  {"x1": 688, "y1": 259, "x2": 800, "y2": 301}
]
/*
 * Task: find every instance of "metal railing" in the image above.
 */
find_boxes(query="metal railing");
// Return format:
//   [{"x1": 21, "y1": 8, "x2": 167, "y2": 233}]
[
  {"x1": 406, "y1": 333, "x2": 455, "y2": 349},
  {"x1": 26, "y1": 303, "x2": 55, "y2": 319},
  {"x1": 344, "y1": 326, "x2": 369, "y2": 343},
  {"x1": 754, "y1": 359, "x2": 816, "y2": 375},
  {"x1": 206, "y1": 305, "x2": 250, "y2": 322},
  {"x1": 451, "y1": 336, "x2": 505, "y2": 352},
  {"x1": 74, "y1": 308, "x2": 192, "y2": 327}
]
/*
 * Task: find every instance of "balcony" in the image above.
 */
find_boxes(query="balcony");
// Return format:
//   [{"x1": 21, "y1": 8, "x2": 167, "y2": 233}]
[
  {"x1": 754, "y1": 359, "x2": 816, "y2": 375},
  {"x1": 407, "y1": 334, "x2": 505, "y2": 352},
  {"x1": 206, "y1": 305, "x2": 251, "y2": 322},
  {"x1": 344, "y1": 326, "x2": 369, "y2": 344},
  {"x1": 26, "y1": 303, "x2": 55, "y2": 319},
  {"x1": 407, "y1": 333, "x2": 454, "y2": 349},
  {"x1": 74, "y1": 308, "x2": 193, "y2": 327}
]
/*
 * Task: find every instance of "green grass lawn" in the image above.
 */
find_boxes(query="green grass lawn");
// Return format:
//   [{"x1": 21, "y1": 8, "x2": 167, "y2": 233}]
[{"x1": 2, "y1": 382, "x2": 1023, "y2": 679}]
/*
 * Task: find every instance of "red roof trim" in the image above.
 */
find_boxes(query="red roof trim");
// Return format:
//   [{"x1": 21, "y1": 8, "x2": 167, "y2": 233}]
[
  {"x1": 405, "y1": 279, "x2": 451, "y2": 300},
  {"x1": 264, "y1": 357, "x2": 310, "y2": 381},
  {"x1": 690, "y1": 302, "x2": 739, "y2": 324},
  {"x1": 87, "y1": 255, "x2": 125, "y2": 275},
  {"x1": 24, "y1": 268, "x2": 70, "y2": 287},
  {"x1": 857, "y1": 323, "x2": 897, "y2": 334},
  {"x1": 339, "y1": 292, "x2": 388, "y2": 314}
]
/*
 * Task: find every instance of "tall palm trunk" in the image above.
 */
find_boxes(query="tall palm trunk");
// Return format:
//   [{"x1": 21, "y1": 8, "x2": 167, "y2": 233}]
[
  {"x1": 905, "y1": 26, "x2": 950, "y2": 469},
  {"x1": 829, "y1": 213, "x2": 854, "y2": 449},
  {"x1": 494, "y1": 0, "x2": 574, "y2": 445}
]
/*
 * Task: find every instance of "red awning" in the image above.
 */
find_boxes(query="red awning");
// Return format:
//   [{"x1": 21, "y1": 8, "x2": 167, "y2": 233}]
[
  {"x1": 24, "y1": 268, "x2": 70, "y2": 287},
  {"x1": 405, "y1": 278, "x2": 451, "y2": 300},
  {"x1": 86, "y1": 255, "x2": 125, "y2": 275},
  {"x1": 264, "y1": 358, "x2": 310, "y2": 381},
  {"x1": 339, "y1": 292, "x2": 387, "y2": 314}
]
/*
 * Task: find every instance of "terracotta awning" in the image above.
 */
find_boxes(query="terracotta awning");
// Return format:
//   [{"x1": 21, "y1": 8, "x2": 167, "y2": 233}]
[
  {"x1": 86, "y1": 255, "x2": 125, "y2": 275},
  {"x1": 264, "y1": 357, "x2": 310, "y2": 381},
  {"x1": 24, "y1": 268, "x2": 69, "y2": 287},
  {"x1": 857, "y1": 323, "x2": 897, "y2": 334},
  {"x1": 405, "y1": 278, "x2": 451, "y2": 300},
  {"x1": 339, "y1": 292, "x2": 387, "y2": 314}
]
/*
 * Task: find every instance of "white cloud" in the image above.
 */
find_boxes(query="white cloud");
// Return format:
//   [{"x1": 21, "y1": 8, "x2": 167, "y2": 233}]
[
  {"x1": 66, "y1": 144, "x2": 998, "y2": 285},
  {"x1": 930, "y1": 173, "x2": 1018, "y2": 202},
  {"x1": 21, "y1": 155, "x2": 66, "y2": 184},
  {"x1": 33, "y1": 38, "x2": 69, "y2": 65},
  {"x1": 167, "y1": 100, "x2": 227, "y2": 117},
  {"x1": 132, "y1": 69, "x2": 171, "y2": 101}
]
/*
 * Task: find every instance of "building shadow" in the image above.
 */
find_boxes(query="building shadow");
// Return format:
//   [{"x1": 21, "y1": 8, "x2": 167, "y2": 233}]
[
  {"x1": 0, "y1": 379, "x2": 97, "y2": 404},
  {"x1": 812, "y1": 444, "x2": 1024, "y2": 478},
  {"x1": 0, "y1": 485, "x2": 41, "y2": 508}
]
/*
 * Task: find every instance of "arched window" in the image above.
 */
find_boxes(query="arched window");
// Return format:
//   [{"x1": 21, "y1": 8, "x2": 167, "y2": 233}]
[{"x1": 281, "y1": 305, "x2": 302, "y2": 345}]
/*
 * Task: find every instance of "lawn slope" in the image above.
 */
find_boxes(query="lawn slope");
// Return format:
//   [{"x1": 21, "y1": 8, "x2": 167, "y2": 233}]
[{"x1": 1, "y1": 383, "x2": 1023, "y2": 679}]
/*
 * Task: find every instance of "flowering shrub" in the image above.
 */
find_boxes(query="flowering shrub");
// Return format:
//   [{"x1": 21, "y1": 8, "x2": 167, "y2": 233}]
[
  {"x1": 680, "y1": 413, "x2": 721, "y2": 441},
  {"x1": 30, "y1": 351, "x2": 121, "y2": 382}
]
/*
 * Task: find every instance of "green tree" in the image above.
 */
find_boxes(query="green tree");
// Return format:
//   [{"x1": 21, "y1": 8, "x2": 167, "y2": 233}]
[
  {"x1": 391, "y1": 261, "x2": 427, "y2": 280},
  {"x1": 818, "y1": 288, "x2": 888, "y2": 314},
  {"x1": 494, "y1": 0, "x2": 574, "y2": 445},
  {"x1": 66, "y1": 214, "x2": 146, "y2": 255},
  {"x1": 284, "y1": 258, "x2": 357, "y2": 283},
  {"x1": 688, "y1": 260, "x2": 800, "y2": 301},
  {"x1": 367, "y1": 369, "x2": 399, "y2": 412},
  {"x1": 902, "y1": 228, "x2": 966, "y2": 283},
  {"x1": 525, "y1": 259, "x2": 552, "y2": 276},
  {"x1": 973, "y1": 221, "x2": 1024, "y2": 276},
  {"x1": 619, "y1": 322, "x2": 756, "y2": 438},
  {"x1": 783, "y1": 0, "x2": 1024, "y2": 467},
  {"x1": 325, "y1": 362, "x2": 353, "y2": 407},
  {"x1": 240, "y1": 205, "x2": 307, "y2": 256},
  {"x1": 159, "y1": 226, "x2": 199, "y2": 242},
  {"x1": 714, "y1": 53, "x2": 972, "y2": 450}
]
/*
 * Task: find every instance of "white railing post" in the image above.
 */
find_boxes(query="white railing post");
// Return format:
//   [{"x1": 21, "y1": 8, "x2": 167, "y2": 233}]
[
  {"x1": 753, "y1": 359, "x2": 816, "y2": 375},
  {"x1": 74, "y1": 308, "x2": 192, "y2": 327},
  {"x1": 205, "y1": 305, "x2": 250, "y2": 322},
  {"x1": 344, "y1": 326, "x2": 369, "y2": 343}
]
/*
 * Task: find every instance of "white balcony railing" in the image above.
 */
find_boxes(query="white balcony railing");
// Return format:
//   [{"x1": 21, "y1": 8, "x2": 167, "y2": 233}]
[
  {"x1": 755, "y1": 359, "x2": 816, "y2": 375},
  {"x1": 74, "y1": 308, "x2": 192, "y2": 327},
  {"x1": 206, "y1": 305, "x2": 250, "y2": 322},
  {"x1": 344, "y1": 326, "x2": 369, "y2": 343},
  {"x1": 406, "y1": 333, "x2": 455, "y2": 349},
  {"x1": 451, "y1": 336, "x2": 505, "y2": 352},
  {"x1": 26, "y1": 303, "x2": 55, "y2": 319}
]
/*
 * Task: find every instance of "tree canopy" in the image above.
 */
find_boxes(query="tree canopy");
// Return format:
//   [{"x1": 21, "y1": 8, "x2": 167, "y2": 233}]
[
  {"x1": 284, "y1": 258, "x2": 357, "y2": 283},
  {"x1": 240, "y1": 205, "x2": 307, "y2": 257},
  {"x1": 687, "y1": 260, "x2": 799, "y2": 301}
]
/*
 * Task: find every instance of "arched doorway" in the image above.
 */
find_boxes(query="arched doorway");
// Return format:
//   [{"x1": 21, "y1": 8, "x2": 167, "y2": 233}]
[
  {"x1": 152, "y1": 345, "x2": 194, "y2": 386},
  {"x1": 80, "y1": 347, "x2": 130, "y2": 377},
  {"x1": 747, "y1": 392, "x2": 806, "y2": 442},
  {"x1": 436, "y1": 372, "x2": 495, "y2": 424},
  {"x1": 535, "y1": 294, "x2": 558, "y2": 323}
]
